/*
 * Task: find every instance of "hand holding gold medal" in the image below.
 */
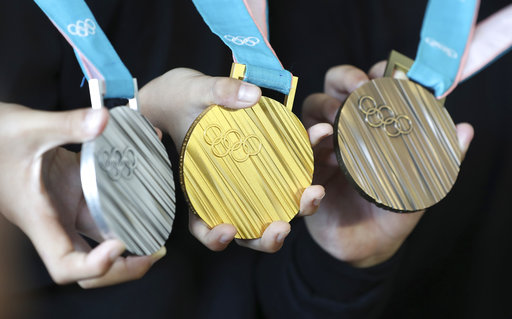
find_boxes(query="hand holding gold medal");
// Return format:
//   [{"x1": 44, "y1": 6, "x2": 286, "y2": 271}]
[
  {"x1": 183, "y1": 0, "x2": 327, "y2": 249},
  {"x1": 181, "y1": 64, "x2": 314, "y2": 241}
]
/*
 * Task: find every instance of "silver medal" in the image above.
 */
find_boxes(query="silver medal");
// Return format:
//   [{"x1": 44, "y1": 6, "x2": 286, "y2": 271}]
[{"x1": 81, "y1": 79, "x2": 176, "y2": 255}]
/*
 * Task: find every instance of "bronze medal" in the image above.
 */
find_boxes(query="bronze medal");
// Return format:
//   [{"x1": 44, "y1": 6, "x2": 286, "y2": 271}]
[{"x1": 334, "y1": 52, "x2": 461, "y2": 212}]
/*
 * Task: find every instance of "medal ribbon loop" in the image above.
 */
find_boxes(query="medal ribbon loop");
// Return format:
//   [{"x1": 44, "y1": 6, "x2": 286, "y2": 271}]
[
  {"x1": 192, "y1": 0, "x2": 293, "y2": 95},
  {"x1": 409, "y1": 1, "x2": 512, "y2": 98},
  {"x1": 33, "y1": 0, "x2": 134, "y2": 99}
]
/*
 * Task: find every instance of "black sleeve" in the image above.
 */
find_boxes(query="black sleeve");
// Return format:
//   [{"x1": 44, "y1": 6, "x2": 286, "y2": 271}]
[{"x1": 256, "y1": 220, "x2": 403, "y2": 319}]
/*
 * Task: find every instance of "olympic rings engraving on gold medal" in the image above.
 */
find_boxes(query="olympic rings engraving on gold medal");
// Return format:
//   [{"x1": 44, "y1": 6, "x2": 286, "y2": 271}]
[
  {"x1": 203, "y1": 124, "x2": 262, "y2": 162},
  {"x1": 98, "y1": 147, "x2": 137, "y2": 181},
  {"x1": 358, "y1": 95, "x2": 413, "y2": 137}
]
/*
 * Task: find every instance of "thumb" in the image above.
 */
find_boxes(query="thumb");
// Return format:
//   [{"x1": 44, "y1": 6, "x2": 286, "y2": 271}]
[
  {"x1": 455, "y1": 122, "x2": 474, "y2": 160},
  {"x1": 190, "y1": 74, "x2": 262, "y2": 109},
  {"x1": 29, "y1": 108, "x2": 109, "y2": 154},
  {"x1": 144, "y1": 68, "x2": 262, "y2": 111}
]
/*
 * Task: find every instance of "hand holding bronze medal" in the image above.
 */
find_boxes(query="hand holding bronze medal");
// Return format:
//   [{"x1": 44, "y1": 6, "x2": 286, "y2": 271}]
[
  {"x1": 185, "y1": 0, "x2": 314, "y2": 239},
  {"x1": 334, "y1": 1, "x2": 512, "y2": 212},
  {"x1": 334, "y1": 59, "x2": 460, "y2": 212},
  {"x1": 34, "y1": 0, "x2": 176, "y2": 255}
]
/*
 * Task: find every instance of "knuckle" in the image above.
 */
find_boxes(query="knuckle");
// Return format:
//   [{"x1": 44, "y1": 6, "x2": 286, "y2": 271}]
[
  {"x1": 63, "y1": 110, "x2": 82, "y2": 139},
  {"x1": 325, "y1": 65, "x2": 343, "y2": 78},
  {"x1": 264, "y1": 245, "x2": 280, "y2": 253},
  {"x1": 211, "y1": 77, "x2": 237, "y2": 105},
  {"x1": 48, "y1": 268, "x2": 70, "y2": 285},
  {"x1": 208, "y1": 243, "x2": 226, "y2": 252},
  {"x1": 326, "y1": 65, "x2": 351, "y2": 79},
  {"x1": 347, "y1": 67, "x2": 367, "y2": 82},
  {"x1": 90, "y1": 259, "x2": 111, "y2": 276},
  {"x1": 78, "y1": 280, "x2": 94, "y2": 289},
  {"x1": 133, "y1": 265, "x2": 149, "y2": 280}
]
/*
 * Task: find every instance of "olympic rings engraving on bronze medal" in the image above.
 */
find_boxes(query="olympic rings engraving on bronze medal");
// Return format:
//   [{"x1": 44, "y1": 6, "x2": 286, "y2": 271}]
[
  {"x1": 358, "y1": 96, "x2": 413, "y2": 137},
  {"x1": 223, "y1": 35, "x2": 260, "y2": 46},
  {"x1": 67, "y1": 18, "x2": 96, "y2": 37},
  {"x1": 97, "y1": 147, "x2": 137, "y2": 181},
  {"x1": 203, "y1": 124, "x2": 262, "y2": 162}
]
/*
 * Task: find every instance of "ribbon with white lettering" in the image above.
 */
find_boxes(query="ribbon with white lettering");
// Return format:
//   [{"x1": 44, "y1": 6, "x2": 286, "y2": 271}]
[
  {"x1": 192, "y1": 0, "x2": 292, "y2": 94},
  {"x1": 33, "y1": 0, "x2": 134, "y2": 99},
  {"x1": 409, "y1": 1, "x2": 512, "y2": 98}
]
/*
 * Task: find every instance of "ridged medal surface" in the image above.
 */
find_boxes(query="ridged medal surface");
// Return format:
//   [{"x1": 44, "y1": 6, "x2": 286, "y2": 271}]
[
  {"x1": 81, "y1": 107, "x2": 176, "y2": 255},
  {"x1": 335, "y1": 78, "x2": 460, "y2": 212},
  {"x1": 180, "y1": 97, "x2": 313, "y2": 239}
]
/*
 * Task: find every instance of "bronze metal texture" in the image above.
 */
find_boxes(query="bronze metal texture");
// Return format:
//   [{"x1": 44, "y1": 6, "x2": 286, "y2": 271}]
[{"x1": 334, "y1": 77, "x2": 460, "y2": 212}]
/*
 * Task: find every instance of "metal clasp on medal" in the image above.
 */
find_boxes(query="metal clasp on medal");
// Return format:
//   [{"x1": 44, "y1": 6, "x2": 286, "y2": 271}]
[
  {"x1": 229, "y1": 63, "x2": 298, "y2": 111},
  {"x1": 384, "y1": 50, "x2": 446, "y2": 106},
  {"x1": 88, "y1": 78, "x2": 140, "y2": 111}
]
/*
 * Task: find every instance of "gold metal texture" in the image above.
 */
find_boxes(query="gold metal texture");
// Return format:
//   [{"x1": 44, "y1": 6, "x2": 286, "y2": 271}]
[
  {"x1": 180, "y1": 64, "x2": 313, "y2": 239},
  {"x1": 334, "y1": 77, "x2": 460, "y2": 212}
]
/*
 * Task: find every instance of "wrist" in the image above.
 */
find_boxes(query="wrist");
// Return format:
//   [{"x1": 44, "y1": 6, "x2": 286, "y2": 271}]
[{"x1": 305, "y1": 218, "x2": 406, "y2": 268}]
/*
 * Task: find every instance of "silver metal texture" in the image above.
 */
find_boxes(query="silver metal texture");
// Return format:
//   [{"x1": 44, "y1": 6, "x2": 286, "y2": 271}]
[
  {"x1": 334, "y1": 77, "x2": 461, "y2": 212},
  {"x1": 81, "y1": 106, "x2": 176, "y2": 255}
]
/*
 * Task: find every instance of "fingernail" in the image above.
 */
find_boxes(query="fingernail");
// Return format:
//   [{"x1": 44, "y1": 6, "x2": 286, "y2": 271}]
[
  {"x1": 458, "y1": 134, "x2": 469, "y2": 152},
  {"x1": 276, "y1": 232, "x2": 289, "y2": 244},
  {"x1": 84, "y1": 109, "x2": 104, "y2": 135},
  {"x1": 220, "y1": 234, "x2": 233, "y2": 244},
  {"x1": 151, "y1": 246, "x2": 167, "y2": 265},
  {"x1": 109, "y1": 242, "x2": 125, "y2": 262},
  {"x1": 313, "y1": 193, "x2": 326, "y2": 207},
  {"x1": 238, "y1": 82, "x2": 260, "y2": 103}
]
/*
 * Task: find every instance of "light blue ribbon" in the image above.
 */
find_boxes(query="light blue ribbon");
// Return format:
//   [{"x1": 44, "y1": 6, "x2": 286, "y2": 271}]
[
  {"x1": 408, "y1": 0, "x2": 479, "y2": 97},
  {"x1": 192, "y1": 0, "x2": 292, "y2": 94},
  {"x1": 34, "y1": 0, "x2": 134, "y2": 99}
]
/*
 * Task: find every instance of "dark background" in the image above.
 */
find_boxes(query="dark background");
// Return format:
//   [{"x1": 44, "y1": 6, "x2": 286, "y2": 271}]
[{"x1": 0, "y1": 0, "x2": 511, "y2": 318}]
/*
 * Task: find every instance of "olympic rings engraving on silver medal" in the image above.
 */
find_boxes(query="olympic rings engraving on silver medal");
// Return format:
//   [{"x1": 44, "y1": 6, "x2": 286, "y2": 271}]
[
  {"x1": 67, "y1": 18, "x2": 96, "y2": 37},
  {"x1": 358, "y1": 96, "x2": 413, "y2": 137},
  {"x1": 97, "y1": 147, "x2": 137, "y2": 181},
  {"x1": 223, "y1": 35, "x2": 260, "y2": 46},
  {"x1": 203, "y1": 124, "x2": 262, "y2": 162}
]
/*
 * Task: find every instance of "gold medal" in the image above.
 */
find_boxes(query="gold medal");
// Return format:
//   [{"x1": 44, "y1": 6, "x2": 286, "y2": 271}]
[
  {"x1": 334, "y1": 51, "x2": 461, "y2": 212},
  {"x1": 180, "y1": 64, "x2": 313, "y2": 239}
]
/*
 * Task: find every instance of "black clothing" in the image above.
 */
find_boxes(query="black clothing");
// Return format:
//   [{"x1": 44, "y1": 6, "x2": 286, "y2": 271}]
[{"x1": 1, "y1": 0, "x2": 511, "y2": 318}]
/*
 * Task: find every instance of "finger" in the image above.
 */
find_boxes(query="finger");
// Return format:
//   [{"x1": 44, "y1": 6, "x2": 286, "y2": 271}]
[
  {"x1": 196, "y1": 75, "x2": 262, "y2": 109},
  {"x1": 455, "y1": 122, "x2": 474, "y2": 159},
  {"x1": 24, "y1": 213, "x2": 126, "y2": 284},
  {"x1": 298, "y1": 185, "x2": 326, "y2": 217},
  {"x1": 308, "y1": 123, "x2": 333, "y2": 147},
  {"x1": 142, "y1": 68, "x2": 262, "y2": 112},
  {"x1": 235, "y1": 221, "x2": 291, "y2": 253},
  {"x1": 188, "y1": 211, "x2": 237, "y2": 251},
  {"x1": 76, "y1": 196, "x2": 105, "y2": 243},
  {"x1": 154, "y1": 127, "x2": 163, "y2": 140},
  {"x1": 28, "y1": 107, "x2": 109, "y2": 154},
  {"x1": 313, "y1": 134, "x2": 339, "y2": 168},
  {"x1": 324, "y1": 65, "x2": 369, "y2": 101},
  {"x1": 368, "y1": 60, "x2": 387, "y2": 79},
  {"x1": 139, "y1": 68, "x2": 262, "y2": 139},
  {"x1": 78, "y1": 247, "x2": 166, "y2": 289},
  {"x1": 302, "y1": 93, "x2": 341, "y2": 127}
]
